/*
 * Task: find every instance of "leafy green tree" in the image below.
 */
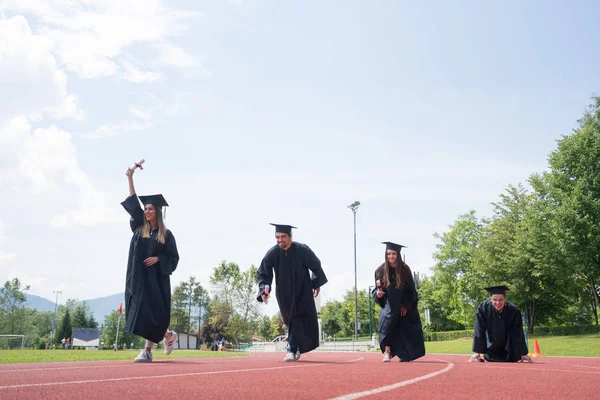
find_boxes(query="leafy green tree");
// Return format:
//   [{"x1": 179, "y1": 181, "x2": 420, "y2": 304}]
[
  {"x1": 100, "y1": 309, "x2": 143, "y2": 349},
  {"x1": 431, "y1": 211, "x2": 487, "y2": 329},
  {"x1": 209, "y1": 261, "x2": 261, "y2": 345},
  {"x1": 0, "y1": 278, "x2": 30, "y2": 334},
  {"x1": 530, "y1": 97, "x2": 600, "y2": 325},
  {"x1": 72, "y1": 304, "x2": 89, "y2": 329},
  {"x1": 56, "y1": 309, "x2": 72, "y2": 346}
]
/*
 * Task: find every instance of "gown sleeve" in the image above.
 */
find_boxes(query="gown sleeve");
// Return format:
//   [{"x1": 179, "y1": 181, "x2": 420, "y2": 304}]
[
  {"x1": 256, "y1": 249, "x2": 274, "y2": 302},
  {"x1": 372, "y1": 267, "x2": 386, "y2": 308},
  {"x1": 508, "y1": 307, "x2": 528, "y2": 356},
  {"x1": 120, "y1": 195, "x2": 144, "y2": 232},
  {"x1": 472, "y1": 302, "x2": 488, "y2": 354},
  {"x1": 401, "y1": 264, "x2": 418, "y2": 311},
  {"x1": 157, "y1": 230, "x2": 179, "y2": 276},
  {"x1": 303, "y1": 245, "x2": 328, "y2": 289}
]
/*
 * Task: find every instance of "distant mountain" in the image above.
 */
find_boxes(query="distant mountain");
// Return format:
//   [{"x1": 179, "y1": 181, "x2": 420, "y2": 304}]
[
  {"x1": 25, "y1": 294, "x2": 56, "y2": 313},
  {"x1": 81, "y1": 293, "x2": 124, "y2": 323},
  {"x1": 25, "y1": 293, "x2": 125, "y2": 323}
]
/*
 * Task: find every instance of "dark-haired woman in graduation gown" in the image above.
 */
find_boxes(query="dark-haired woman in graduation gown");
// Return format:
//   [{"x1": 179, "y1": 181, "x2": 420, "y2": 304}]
[
  {"x1": 372, "y1": 242, "x2": 426, "y2": 362},
  {"x1": 121, "y1": 166, "x2": 180, "y2": 363}
]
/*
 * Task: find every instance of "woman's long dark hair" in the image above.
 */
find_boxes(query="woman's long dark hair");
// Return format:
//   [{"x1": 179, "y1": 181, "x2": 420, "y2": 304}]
[{"x1": 382, "y1": 250, "x2": 406, "y2": 289}]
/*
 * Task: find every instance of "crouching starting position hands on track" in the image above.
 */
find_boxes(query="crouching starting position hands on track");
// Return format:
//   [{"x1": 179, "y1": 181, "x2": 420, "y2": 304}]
[{"x1": 469, "y1": 285, "x2": 533, "y2": 363}]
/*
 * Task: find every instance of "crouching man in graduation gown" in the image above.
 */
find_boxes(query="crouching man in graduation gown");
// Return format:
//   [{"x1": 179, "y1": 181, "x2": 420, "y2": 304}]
[
  {"x1": 256, "y1": 223, "x2": 328, "y2": 362},
  {"x1": 373, "y1": 242, "x2": 426, "y2": 362},
  {"x1": 469, "y1": 285, "x2": 533, "y2": 363}
]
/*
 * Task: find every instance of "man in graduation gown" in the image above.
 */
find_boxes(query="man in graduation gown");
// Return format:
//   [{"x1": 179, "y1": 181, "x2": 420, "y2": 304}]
[
  {"x1": 373, "y1": 242, "x2": 426, "y2": 362},
  {"x1": 469, "y1": 285, "x2": 533, "y2": 363},
  {"x1": 256, "y1": 223, "x2": 328, "y2": 362}
]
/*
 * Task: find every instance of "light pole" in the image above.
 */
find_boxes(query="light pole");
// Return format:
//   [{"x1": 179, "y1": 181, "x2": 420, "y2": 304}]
[
  {"x1": 50, "y1": 290, "x2": 62, "y2": 349},
  {"x1": 347, "y1": 201, "x2": 360, "y2": 341}
]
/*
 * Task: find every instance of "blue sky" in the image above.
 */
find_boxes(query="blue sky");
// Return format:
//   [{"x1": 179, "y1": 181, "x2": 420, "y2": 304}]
[{"x1": 1, "y1": 1, "x2": 598, "y2": 316}]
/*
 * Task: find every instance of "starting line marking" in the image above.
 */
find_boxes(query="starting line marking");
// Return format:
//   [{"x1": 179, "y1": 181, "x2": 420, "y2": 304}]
[
  {"x1": 0, "y1": 357, "x2": 364, "y2": 390},
  {"x1": 328, "y1": 359, "x2": 454, "y2": 400}
]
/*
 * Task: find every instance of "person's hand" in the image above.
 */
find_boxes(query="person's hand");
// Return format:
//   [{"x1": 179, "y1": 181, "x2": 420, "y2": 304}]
[
  {"x1": 143, "y1": 257, "x2": 159, "y2": 267},
  {"x1": 400, "y1": 304, "x2": 407, "y2": 317},
  {"x1": 126, "y1": 168, "x2": 135, "y2": 178},
  {"x1": 519, "y1": 355, "x2": 533, "y2": 363},
  {"x1": 468, "y1": 353, "x2": 483, "y2": 362},
  {"x1": 261, "y1": 285, "x2": 270, "y2": 303},
  {"x1": 313, "y1": 287, "x2": 320, "y2": 298},
  {"x1": 376, "y1": 288, "x2": 384, "y2": 298}
]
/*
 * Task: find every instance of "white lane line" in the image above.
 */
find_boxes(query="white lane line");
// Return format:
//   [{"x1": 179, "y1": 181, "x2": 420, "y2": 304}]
[
  {"x1": 0, "y1": 357, "x2": 363, "y2": 390},
  {"x1": 570, "y1": 364, "x2": 600, "y2": 370},
  {"x1": 328, "y1": 359, "x2": 454, "y2": 400},
  {"x1": 0, "y1": 355, "x2": 255, "y2": 373}
]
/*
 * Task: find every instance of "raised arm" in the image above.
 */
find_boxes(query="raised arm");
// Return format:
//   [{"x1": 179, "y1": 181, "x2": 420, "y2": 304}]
[
  {"x1": 127, "y1": 168, "x2": 136, "y2": 196},
  {"x1": 120, "y1": 167, "x2": 144, "y2": 231}
]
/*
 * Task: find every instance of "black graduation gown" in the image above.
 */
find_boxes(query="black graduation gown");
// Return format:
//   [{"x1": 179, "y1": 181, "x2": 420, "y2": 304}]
[
  {"x1": 121, "y1": 195, "x2": 180, "y2": 344},
  {"x1": 256, "y1": 242, "x2": 328, "y2": 354},
  {"x1": 372, "y1": 263, "x2": 426, "y2": 362},
  {"x1": 472, "y1": 300, "x2": 528, "y2": 362}
]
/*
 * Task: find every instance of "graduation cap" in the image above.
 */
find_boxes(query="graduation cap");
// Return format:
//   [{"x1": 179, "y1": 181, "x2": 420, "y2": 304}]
[
  {"x1": 270, "y1": 223, "x2": 297, "y2": 235},
  {"x1": 485, "y1": 285, "x2": 509, "y2": 296},
  {"x1": 381, "y1": 242, "x2": 406, "y2": 253},
  {"x1": 139, "y1": 194, "x2": 169, "y2": 217}
]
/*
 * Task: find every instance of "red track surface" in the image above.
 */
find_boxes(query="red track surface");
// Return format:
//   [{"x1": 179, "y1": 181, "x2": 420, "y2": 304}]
[{"x1": 1, "y1": 352, "x2": 599, "y2": 399}]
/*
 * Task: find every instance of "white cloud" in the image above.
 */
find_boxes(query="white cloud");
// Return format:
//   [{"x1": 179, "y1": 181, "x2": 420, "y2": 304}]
[
  {"x1": 0, "y1": 220, "x2": 17, "y2": 264},
  {"x1": 0, "y1": 16, "x2": 82, "y2": 120},
  {"x1": 120, "y1": 60, "x2": 161, "y2": 83},
  {"x1": 80, "y1": 105, "x2": 153, "y2": 139},
  {"x1": 1, "y1": 0, "x2": 204, "y2": 80},
  {"x1": 0, "y1": 117, "x2": 121, "y2": 228}
]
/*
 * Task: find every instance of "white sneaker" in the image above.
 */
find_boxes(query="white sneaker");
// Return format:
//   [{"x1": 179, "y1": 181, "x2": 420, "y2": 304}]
[
  {"x1": 284, "y1": 352, "x2": 296, "y2": 362},
  {"x1": 164, "y1": 331, "x2": 177, "y2": 355},
  {"x1": 294, "y1": 350, "x2": 301, "y2": 361},
  {"x1": 134, "y1": 350, "x2": 152, "y2": 363},
  {"x1": 382, "y1": 350, "x2": 391, "y2": 362}
]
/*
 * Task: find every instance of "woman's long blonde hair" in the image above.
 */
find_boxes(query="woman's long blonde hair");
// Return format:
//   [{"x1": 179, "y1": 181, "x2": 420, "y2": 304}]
[
  {"x1": 382, "y1": 251, "x2": 405, "y2": 289},
  {"x1": 139, "y1": 205, "x2": 167, "y2": 244}
]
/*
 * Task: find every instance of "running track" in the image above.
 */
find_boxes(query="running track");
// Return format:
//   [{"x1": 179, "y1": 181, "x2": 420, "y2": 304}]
[{"x1": 1, "y1": 352, "x2": 599, "y2": 399}]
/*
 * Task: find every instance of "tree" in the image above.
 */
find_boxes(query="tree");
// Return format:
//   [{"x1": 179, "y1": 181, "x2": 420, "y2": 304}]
[
  {"x1": 256, "y1": 315, "x2": 273, "y2": 341},
  {"x1": 170, "y1": 285, "x2": 190, "y2": 344},
  {"x1": 72, "y1": 304, "x2": 89, "y2": 329},
  {"x1": 476, "y1": 184, "x2": 573, "y2": 332},
  {"x1": 431, "y1": 211, "x2": 487, "y2": 329},
  {"x1": 271, "y1": 313, "x2": 285, "y2": 338},
  {"x1": 530, "y1": 97, "x2": 600, "y2": 325},
  {"x1": 0, "y1": 278, "x2": 30, "y2": 334},
  {"x1": 100, "y1": 309, "x2": 143, "y2": 349},
  {"x1": 200, "y1": 297, "x2": 230, "y2": 346},
  {"x1": 209, "y1": 261, "x2": 262, "y2": 346},
  {"x1": 87, "y1": 314, "x2": 98, "y2": 330},
  {"x1": 56, "y1": 309, "x2": 72, "y2": 346}
]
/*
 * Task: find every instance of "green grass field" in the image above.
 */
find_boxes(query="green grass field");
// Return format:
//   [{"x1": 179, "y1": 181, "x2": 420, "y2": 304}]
[
  {"x1": 2, "y1": 334, "x2": 599, "y2": 364},
  {"x1": 424, "y1": 334, "x2": 600, "y2": 357},
  {"x1": 0, "y1": 349, "x2": 247, "y2": 364}
]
